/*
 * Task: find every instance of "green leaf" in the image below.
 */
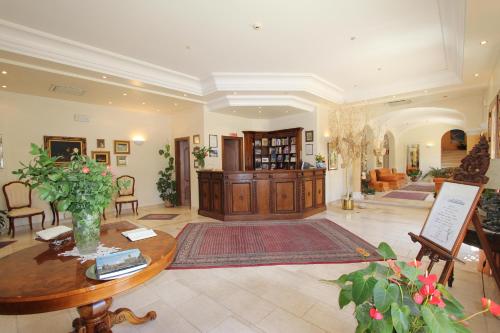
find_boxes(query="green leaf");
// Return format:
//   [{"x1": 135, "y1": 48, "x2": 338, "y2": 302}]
[
  {"x1": 402, "y1": 295, "x2": 420, "y2": 316},
  {"x1": 398, "y1": 261, "x2": 419, "y2": 282},
  {"x1": 451, "y1": 322, "x2": 471, "y2": 333},
  {"x1": 355, "y1": 303, "x2": 372, "y2": 332},
  {"x1": 421, "y1": 304, "x2": 454, "y2": 333},
  {"x1": 437, "y1": 284, "x2": 464, "y2": 314},
  {"x1": 339, "y1": 285, "x2": 353, "y2": 309},
  {"x1": 373, "y1": 279, "x2": 400, "y2": 313},
  {"x1": 377, "y1": 242, "x2": 397, "y2": 260},
  {"x1": 352, "y1": 273, "x2": 377, "y2": 305},
  {"x1": 371, "y1": 316, "x2": 392, "y2": 333},
  {"x1": 391, "y1": 302, "x2": 410, "y2": 333}
]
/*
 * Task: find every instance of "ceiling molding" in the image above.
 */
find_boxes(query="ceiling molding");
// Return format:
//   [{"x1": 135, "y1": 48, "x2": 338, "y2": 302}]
[
  {"x1": 0, "y1": 19, "x2": 203, "y2": 95},
  {"x1": 202, "y1": 73, "x2": 344, "y2": 104},
  {"x1": 206, "y1": 94, "x2": 316, "y2": 113}
]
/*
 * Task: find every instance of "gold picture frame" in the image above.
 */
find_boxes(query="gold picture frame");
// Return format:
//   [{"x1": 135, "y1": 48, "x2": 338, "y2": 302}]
[
  {"x1": 116, "y1": 155, "x2": 127, "y2": 167},
  {"x1": 193, "y1": 134, "x2": 200, "y2": 144},
  {"x1": 327, "y1": 142, "x2": 338, "y2": 170},
  {"x1": 114, "y1": 140, "x2": 130, "y2": 154},
  {"x1": 91, "y1": 151, "x2": 110, "y2": 165},
  {"x1": 43, "y1": 136, "x2": 87, "y2": 165}
]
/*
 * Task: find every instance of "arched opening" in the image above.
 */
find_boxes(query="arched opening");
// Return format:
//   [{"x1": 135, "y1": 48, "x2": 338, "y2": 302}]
[
  {"x1": 361, "y1": 126, "x2": 375, "y2": 174},
  {"x1": 382, "y1": 131, "x2": 396, "y2": 168},
  {"x1": 441, "y1": 129, "x2": 467, "y2": 168}
]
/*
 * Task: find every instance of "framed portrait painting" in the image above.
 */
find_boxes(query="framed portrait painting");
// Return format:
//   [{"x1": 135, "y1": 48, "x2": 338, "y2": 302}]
[
  {"x1": 114, "y1": 140, "x2": 130, "y2": 154},
  {"x1": 96, "y1": 139, "x2": 105, "y2": 149},
  {"x1": 44, "y1": 136, "x2": 87, "y2": 165},
  {"x1": 91, "y1": 151, "x2": 111, "y2": 165}
]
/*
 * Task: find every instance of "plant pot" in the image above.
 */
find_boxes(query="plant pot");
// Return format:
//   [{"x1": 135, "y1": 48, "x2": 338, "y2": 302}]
[
  {"x1": 72, "y1": 211, "x2": 101, "y2": 255},
  {"x1": 164, "y1": 200, "x2": 174, "y2": 208},
  {"x1": 433, "y1": 177, "x2": 447, "y2": 194},
  {"x1": 198, "y1": 159, "x2": 205, "y2": 170},
  {"x1": 342, "y1": 198, "x2": 354, "y2": 210},
  {"x1": 410, "y1": 176, "x2": 418, "y2": 182}
]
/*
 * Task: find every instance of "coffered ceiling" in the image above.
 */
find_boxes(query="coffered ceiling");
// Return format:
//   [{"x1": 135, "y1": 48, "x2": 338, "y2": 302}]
[{"x1": 0, "y1": 0, "x2": 498, "y2": 118}]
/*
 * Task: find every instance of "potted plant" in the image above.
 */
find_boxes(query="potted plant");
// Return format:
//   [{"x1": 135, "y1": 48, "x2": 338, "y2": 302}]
[
  {"x1": 0, "y1": 210, "x2": 7, "y2": 234},
  {"x1": 325, "y1": 242, "x2": 499, "y2": 332},
  {"x1": 315, "y1": 154, "x2": 326, "y2": 168},
  {"x1": 192, "y1": 146, "x2": 211, "y2": 169},
  {"x1": 407, "y1": 169, "x2": 422, "y2": 182},
  {"x1": 157, "y1": 144, "x2": 177, "y2": 207},
  {"x1": 14, "y1": 144, "x2": 118, "y2": 254},
  {"x1": 423, "y1": 167, "x2": 454, "y2": 193}
]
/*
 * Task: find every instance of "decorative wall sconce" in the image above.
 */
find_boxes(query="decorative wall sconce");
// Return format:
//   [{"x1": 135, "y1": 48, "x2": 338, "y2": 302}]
[{"x1": 133, "y1": 135, "x2": 145, "y2": 145}]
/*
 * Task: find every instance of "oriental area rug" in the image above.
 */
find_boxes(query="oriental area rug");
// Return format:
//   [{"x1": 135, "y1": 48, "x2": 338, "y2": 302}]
[
  {"x1": 0, "y1": 241, "x2": 16, "y2": 249},
  {"x1": 169, "y1": 219, "x2": 382, "y2": 269},
  {"x1": 383, "y1": 191, "x2": 430, "y2": 201},
  {"x1": 400, "y1": 184, "x2": 435, "y2": 192},
  {"x1": 139, "y1": 214, "x2": 179, "y2": 221}
]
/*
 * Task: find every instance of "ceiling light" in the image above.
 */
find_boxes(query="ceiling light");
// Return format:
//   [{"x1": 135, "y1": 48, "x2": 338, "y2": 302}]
[
  {"x1": 142, "y1": 102, "x2": 146, "y2": 105},
  {"x1": 183, "y1": 93, "x2": 187, "y2": 97},
  {"x1": 474, "y1": 73, "x2": 480, "y2": 77},
  {"x1": 122, "y1": 92, "x2": 127, "y2": 96},
  {"x1": 392, "y1": 95, "x2": 396, "y2": 98},
  {"x1": 377, "y1": 67, "x2": 382, "y2": 71},
  {"x1": 252, "y1": 22, "x2": 263, "y2": 30},
  {"x1": 233, "y1": 91, "x2": 238, "y2": 95},
  {"x1": 258, "y1": 106, "x2": 262, "y2": 109},
  {"x1": 174, "y1": 103, "x2": 178, "y2": 106},
  {"x1": 101, "y1": 75, "x2": 107, "y2": 79},
  {"x1": 285, "y1": 110, "x2": 289, "y2": 113},
  {"x1": 108, "y1": 101, "x2": 112, "y2": 104},
  {"x1": 424, "y1": 90, "x2": 428, "y2": 93},
  {"x1": 480, "y1": 40, "x2": 488, "y2": 45},
  {"x1": 1, "y1": 85, "x2": 6, "y2": 88},
  {"x1": 350, "y1": 36, "x2": 357, "y2": 41},
  {"x1": 157, "y1": 109, "x2": 160, "y2": 112},
  {"x1": 1, "y1": 71, "x2": 6, "y2": 75},
  {"x1": 232, "y1": 110, "x2": 236, "y2": 113},
  {"x1": 258, "y1": 110, "x2": 262, "y2": 113}
]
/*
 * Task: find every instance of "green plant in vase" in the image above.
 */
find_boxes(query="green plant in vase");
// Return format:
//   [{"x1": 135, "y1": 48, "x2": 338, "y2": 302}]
[
  {"x1": 14, "y1": 144, "x2": 117, "y2": 254},
  {"x1": 192, "y1": 146, "x2": 212, "y2": 169},
  {"x1": 324, "y1": 242, "x2": 499, "y2": 333},
  {"x1": 315, "y1": 154, "x2": 326, "y2": 168},
  {"x1": 157, "y1": 144, "x2": 177, "y2": 207}
]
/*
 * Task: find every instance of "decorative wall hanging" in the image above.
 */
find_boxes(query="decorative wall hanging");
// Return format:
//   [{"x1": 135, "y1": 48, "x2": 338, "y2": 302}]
[
  {"x1": 305, "y1": 144, "x2": 313, "y2": 155},
  {"x1": 209, "y1": 134, "x2": 218, "y2": 148},
  {"x1": 96, "y1": 139, "x2": 105, "y2": 149},
  {"x1": 91, "y1": 151, "x2": 111, "y2": 165},
  {"x1": 116, "y1": 155, "x2": 127, "y2": 167},
  {"x1": 305, "y1": 130, "x2": 314, "y2": 142},
  {"x1": 193, "y1": 135, "x2": 200, "y2": 144},
  {"x1": 43, "y1": 136, "x2": 87, "y2": 165},
  {"x1": 114, "y1": 140, "x2": 130, "y2": 154},
  {"x1": 0, "y1": 134, "x2": 4, "y2": 169},
  {"x1": 327, "y1": 142, "x2": 338, "y2": 170}
]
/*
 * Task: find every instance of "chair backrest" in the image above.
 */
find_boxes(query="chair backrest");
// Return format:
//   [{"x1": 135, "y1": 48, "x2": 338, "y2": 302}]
[
  {"x1": 369, "y1": 170, "x2": 378, "y2": 184},
  {"x1": 3, "y1": 181, "x2": 31, "y2": 210},
  {"x1": 117, "y1": 175, "x2": 135, "y2": 196},
  {"x1": 376, "y1": 168, "x2": 392, "y2": 178}
]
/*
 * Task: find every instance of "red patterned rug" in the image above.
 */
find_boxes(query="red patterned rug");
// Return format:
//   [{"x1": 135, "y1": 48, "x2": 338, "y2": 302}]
[
  {"x1": 169, "y1": 219, "x2": 382, "y2": 269},
  {"x1": 400, "y1": 184, "x2": 435, "y2": 192},
  {"x1": 0, "y1": 241, "x2": 16, "y2": 249},
  {"x1": 139, "y1": 214, "x2": 179, "y2": 221},
  {"x1": 383, "y1": 191, "x2": 430, "y2": 201}
]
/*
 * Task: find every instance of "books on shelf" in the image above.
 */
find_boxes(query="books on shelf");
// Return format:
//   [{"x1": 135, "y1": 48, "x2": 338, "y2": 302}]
[
  {"x1": 255, "y1": 139, "x2": 261, "y2": 147},
  {"x1": 122, "y1": 228, "x2": 157, "y2": 241},
  {"x1": 262, "y1": 138, "x2": 269, "y2": 146},
  {"x1": 95, "y1": 248, "x2": 148, "y2": 279}
]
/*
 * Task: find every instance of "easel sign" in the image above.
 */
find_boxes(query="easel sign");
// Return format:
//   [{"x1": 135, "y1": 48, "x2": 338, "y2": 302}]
[{"x1": 421, "y1": 181, "x2": 483, "y2": 253}]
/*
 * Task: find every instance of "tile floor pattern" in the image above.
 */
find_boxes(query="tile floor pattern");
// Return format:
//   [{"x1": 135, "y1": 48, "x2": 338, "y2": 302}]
[{"x1": 0, "y1": 203, "x2": 499, "y2": 332}]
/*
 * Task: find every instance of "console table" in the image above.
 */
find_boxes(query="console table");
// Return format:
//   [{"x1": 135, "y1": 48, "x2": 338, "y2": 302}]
[
  {"x1": 197, "y1": 169, "x2": 326, "y2": 221},
  {"x1": 0, "y1": 221, "x2": 176, "y2": 333}
]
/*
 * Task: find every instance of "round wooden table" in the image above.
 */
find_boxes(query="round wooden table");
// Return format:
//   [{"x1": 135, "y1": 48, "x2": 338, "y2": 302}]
[{"x1": 0, "y1": 221, "x2": 177, "y2": 333}]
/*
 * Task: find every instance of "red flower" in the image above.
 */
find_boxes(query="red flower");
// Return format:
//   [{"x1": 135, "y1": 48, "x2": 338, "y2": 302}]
[
  {"x1": 408, "y1": 259, "x2": 422, "y2": 268},
  {"x1": 419, "y1": 284, "x2": 435, "y2": 297},
  {"x1": 413, "y1": 293, "x2": 424, "y2": 304},
  {"x1": 418, "y1": 273, "x2": 437, "y2": 286},
  {"x1": 369, "y1": 308, "x2": 383, "y2": 320},
  {"x1": 82, "y1": 166, "x2": 90, "y2": 174},
  {"x1": 482, "y1": 298, "x2": 500, "y2": 317},
  {"x1": 101, "y1": 171, "x2": 107, "y2": 176}
]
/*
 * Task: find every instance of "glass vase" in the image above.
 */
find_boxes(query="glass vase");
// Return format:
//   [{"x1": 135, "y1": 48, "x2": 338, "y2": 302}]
[
  {"x1": 198, "y1": 159, "x2": 205, "y2": 169},
  {"x1": 72, "y1": 211, "x2": 101, "y2": 255}
]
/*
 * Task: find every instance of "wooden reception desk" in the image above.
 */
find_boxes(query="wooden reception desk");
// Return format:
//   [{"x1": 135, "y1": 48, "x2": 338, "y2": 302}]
[{"x1": 197, "y1": 169, "x2": 326, "y2": 221}]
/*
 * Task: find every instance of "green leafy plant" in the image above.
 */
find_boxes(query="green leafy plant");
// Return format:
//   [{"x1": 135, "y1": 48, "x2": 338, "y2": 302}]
[
  {"x1": 315, "y1": 154, "x2": 326, "y2": 163},
  {"x1": 13, "y1": 144, "x2": 116, "y2": 216},
  {"x1": 407, "y1": 169, "x2": 422, "y2": 182},
  {"x1": 192, "y1": 146, "x2": 212, "y2": 168},
  {"x1": 324, "y1": 242, "x2": 499, "y2": 333},
  {"x1": 156, "y1": 144, "x2": 177, "y2": 205},
  {"x1": 423, "y1": 167, "x2": 454, "y2": 179},
  {"x1": 0, "y1": 210, "x2": 7, "y2": 234}
]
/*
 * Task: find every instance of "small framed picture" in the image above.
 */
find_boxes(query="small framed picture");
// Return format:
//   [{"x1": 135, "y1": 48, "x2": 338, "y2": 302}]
[
  {"x1": 305, "y1": 143, "x2": 313, "y2": 155},
  {"x1": 194, "y1": 160, "x2": 199, "y2": 169},
  {"x1": 327, "y1": 142, "x2": 338, "y2": 170},
  {"x1": 305, "y1": 130, "x2": 314, "y2": 142},
  {"x1": 114, "y1": 140, "x2": 130, "y2": 154},
  {"x1": 116, "y1": 155, "x2": 127, "y2": 167},
  {"x1": 209, "y1": 134, "x2": 218, "y2": 148},
  {"x1": 262, "y1": 138, "x2": 269, "y2": 146},
  {"x1": 193, "y1": 134, "x2": 200, "y2": 144},
  {"x1": 91, "y1": 151, "x2": 110, "y2": 165},
  {"x1": 209, "y1": 148, "x2": 218, "y2": 157},
  {"x1": 96, "y1": 139, "x2": 105, "y2": 149}
]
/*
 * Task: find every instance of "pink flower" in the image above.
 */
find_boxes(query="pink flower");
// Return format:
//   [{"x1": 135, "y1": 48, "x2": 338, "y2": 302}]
[
  {"x1": 413, "y1": 293, "x2": 424, "y2": 304},
  {"x1": 419, "y1": 284, "x2": 435, "y2": 297},
  {"x1": 82, "y1": 166, "x2": 90, "y2": 174},
  {"x1": 482, "y1": 298, "x2": 500, "y2": 317},
  {"x1": 418, "y1": 273, "x2": 437, "y2": 286},
  {"x1": 101, "y1": 171, "x2": 107, "y2": 176},
  {"x1": 369, "y1": 308, "x2": 383, "y2": 320},
  {"x1": 408, "y1": 259, "x2": 422, "y2": 268}
]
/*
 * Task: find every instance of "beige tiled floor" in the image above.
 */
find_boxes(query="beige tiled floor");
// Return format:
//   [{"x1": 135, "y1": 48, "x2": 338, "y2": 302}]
[{"x1": 0, "y1": 202, "x2": 499, "y2": 332}]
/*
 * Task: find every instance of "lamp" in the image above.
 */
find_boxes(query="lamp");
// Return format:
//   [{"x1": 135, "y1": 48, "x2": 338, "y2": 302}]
[
  {"x1": 482, "y1": 159, "x2": 500, "y2": 231},
  {"x1": 132, "y1": 135, "x2": 145, "y2": 145}
]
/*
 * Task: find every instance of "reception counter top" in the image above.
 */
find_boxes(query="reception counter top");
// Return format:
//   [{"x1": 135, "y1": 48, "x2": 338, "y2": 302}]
[{"x1": 197, "y1": 169, "x2": 326, "y2": 221}]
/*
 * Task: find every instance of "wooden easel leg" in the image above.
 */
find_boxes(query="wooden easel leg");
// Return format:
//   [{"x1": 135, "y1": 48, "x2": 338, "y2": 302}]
[
  {"x1": 439, "y1": 261, "x2": 454, "y2": 286},
  {"x1": 448, "y1": 267, "x2": 454, "y2": 287},
  {"x1": 472, "y1": 213, "x2": 500, "y2": 289},
  {"x1": 416, "y1": 247, "x2": 425, "y2": 261}
]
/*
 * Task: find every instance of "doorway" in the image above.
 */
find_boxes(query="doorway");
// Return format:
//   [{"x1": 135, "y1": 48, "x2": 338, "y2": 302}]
[
  {"x1": 441, "y1": 129, "x2": 467, "y2": 168},
  {"x1": 175, "y1": 137, "x2": 191, "y2": 206},
  {"x1": 222, "y1": 136, "x2": 243, "y2": 171}
]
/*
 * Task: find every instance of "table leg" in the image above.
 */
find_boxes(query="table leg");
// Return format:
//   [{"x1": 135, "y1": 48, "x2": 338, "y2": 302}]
[{"x1": 72, "y1": 298, "x2": 156, "y2": 333}]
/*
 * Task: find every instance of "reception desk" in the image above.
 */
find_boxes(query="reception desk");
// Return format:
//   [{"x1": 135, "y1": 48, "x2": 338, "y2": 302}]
[{"x1": 197, "y1": 169, "x2": 326, "y2": 221}]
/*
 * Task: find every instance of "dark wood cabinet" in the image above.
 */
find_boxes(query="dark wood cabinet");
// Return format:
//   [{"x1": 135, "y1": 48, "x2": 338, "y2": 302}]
[{"x1": 197, "y1": 169, "x2": 326, "y2": 221}]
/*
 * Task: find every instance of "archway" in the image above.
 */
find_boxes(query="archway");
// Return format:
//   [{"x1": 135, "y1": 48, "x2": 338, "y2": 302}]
[
  {"x1": 383, "y1": 131, "x2": 396, "y2": 169},
  {"x1": 441, "y1": 129, "x2": 467, "y2": 168}
]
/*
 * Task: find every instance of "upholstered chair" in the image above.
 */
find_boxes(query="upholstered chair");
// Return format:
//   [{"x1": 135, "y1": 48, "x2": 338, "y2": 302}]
[
  {"x1": 2, "y1": 181, "x2": 45, "y2": 238},
  {"x1": 369, "y1": 170, "x2": 390, "y2": 192},
  {"x1": 115, "y1": 175, "x2": 139, "y2": 217},
  {"x1": 375, "y1": 168, "x2": 404, "y2": 190}
]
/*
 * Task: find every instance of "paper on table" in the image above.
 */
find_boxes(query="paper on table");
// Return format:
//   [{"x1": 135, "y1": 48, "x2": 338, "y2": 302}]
[
  {"x1": 121, "y1": 228, "x2": 157, "y2": 241},
  {"x1": 36, "y1": 226, "x2": 72, "y2": 240}
]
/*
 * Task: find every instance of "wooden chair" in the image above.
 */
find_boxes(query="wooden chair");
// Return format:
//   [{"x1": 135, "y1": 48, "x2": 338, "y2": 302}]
[
  {"x1": 115, "y1": 175, "x2": 139, "y2": 217},
  {"x1": 2, "y1": 181, "x2": 45, "y2": 238}
]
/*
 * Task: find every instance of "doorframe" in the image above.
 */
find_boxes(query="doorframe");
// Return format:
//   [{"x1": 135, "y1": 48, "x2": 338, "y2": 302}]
[
  {"x1": 174, "y1": 137, "x2": 191, "y2": 207},
  {"x1": 221, "y1": 136, "x2": 244, "y2": 171}
]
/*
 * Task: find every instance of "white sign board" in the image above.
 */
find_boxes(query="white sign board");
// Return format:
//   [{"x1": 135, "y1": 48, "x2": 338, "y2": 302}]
[{"x1": 421, "y1": 182, "x2": 481, "y2": 252}]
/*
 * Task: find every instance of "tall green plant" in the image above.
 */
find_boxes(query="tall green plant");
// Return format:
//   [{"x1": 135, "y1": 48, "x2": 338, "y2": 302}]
[
  {"x1": 157, "y1": 144, "x2": 177, "y2": 205},
  {"x1": 13, "y1": 144, "x2": 116, "y2": 215}
]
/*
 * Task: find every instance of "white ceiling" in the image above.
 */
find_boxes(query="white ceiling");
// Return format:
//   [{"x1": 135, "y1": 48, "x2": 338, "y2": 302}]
[{"x1": 0, "y1": 0, "x2": 498, "y2": 119}]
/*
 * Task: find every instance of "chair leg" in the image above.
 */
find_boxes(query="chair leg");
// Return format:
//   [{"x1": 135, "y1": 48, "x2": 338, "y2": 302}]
[
  {"x1": 135, "y1": 201, "x2": 139, "y2": 215},
  {"x1": 50, "y1": 202, "x2": 56, "y2": 226},
  {"x1": 10, "y1": 218, "x2": 15, "y2": 238},
  {"x1": 8, "y1": 217, "x2": 13, "y2": 237},
  {"x1": 28, "y1": 216, "x2": 33, "y2": 230},
  {"x1": 119, "y1": 203, "x2": 122, "y2": 216},
  {"x1": 115, "y1": 203, "x2": 119, "y2": 217},
  {"x1": 41, "y1": 212, "x2": 45, "y2": 230},
  {"x1": 102, "y1": 210, "x2": 107, "y2": 221}
]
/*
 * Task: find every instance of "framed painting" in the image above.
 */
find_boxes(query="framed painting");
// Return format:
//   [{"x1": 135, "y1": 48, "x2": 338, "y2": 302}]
[
  {"x1": 43, "y1": 136, "x2": 87, "y2": 165},
  {"x1": 209, "y1": 134, "x2": 218, "y2": 148},
  {"x1": 327, "y1": 142, "x2": 338, "y2": 170},
  {"x1": 91, "y1": 151, "x2": 110, "y2": 165},
  {"x1": 305, "y1": 143, "x2": 313, "y2": 155},
  {"x1": 0, "y1": 134, "x2": 4, "y2": 169},
  {"x1": 116, "y1": 155, "x2": 127, "y2": 167},
  {"x1": 114, "y1": 140, "x2": 130, "y2": 154},
  {"x1": 193, "y1": 134, "x2": 200, "y2": 144},
  {"x1": 305, "y1": 130, "x2": 314, "y2": 142},
  {"x1": 96, "y1": 139, "x2": 105, "y2": 149}
]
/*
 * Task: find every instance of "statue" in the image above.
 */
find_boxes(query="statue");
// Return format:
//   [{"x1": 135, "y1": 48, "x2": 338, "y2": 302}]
[{"x1": 453, "y1": 136, "x2": 490, "y2": 184}]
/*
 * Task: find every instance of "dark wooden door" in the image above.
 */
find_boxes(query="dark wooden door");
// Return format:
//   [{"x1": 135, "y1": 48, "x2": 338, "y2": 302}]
[
  {"x1": 222, "y1": 136, "x2": 243, "y2": 171},
  {"x1": 175, "y1": 138, "x2": 191, "y2": 206}
]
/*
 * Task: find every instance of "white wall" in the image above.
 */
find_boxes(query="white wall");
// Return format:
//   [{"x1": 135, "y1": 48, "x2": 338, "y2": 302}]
[{"x1": 0, "y1": 91, "x2": 171, "y2": 221}]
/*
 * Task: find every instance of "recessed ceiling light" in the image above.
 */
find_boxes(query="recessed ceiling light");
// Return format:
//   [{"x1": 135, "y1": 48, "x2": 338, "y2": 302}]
[
  {"x1": 392, "y1": 95, "x2": 396, "y2": 98},
  {"x1": 183, "y1": 93, "x2": 187, "y2": 97},
  {"x1": 232, "y1": 110, "x2": 236, "y2": 113},
  {"x1": 1, "y1": 85, "x2": 6, "y2": 88},
  {"x1": 174, "y1": 103, "x2": 178, "y2": 106},
  {"x1": 142, "y1": 102, "x2": 146, "y2": 105},
  {"x1": 424, "y1": 90, "x2": 428, "y2": 93},
  {"x1": 108, "y1": 101, "x2": 112, "y2": 104},
  {"x1": 252, "y1": 22, "x2": 263, "y2": 30},
  {"x1": 474, "y1": 73, "x2": 480, "y2": 77},
  {"x1": 258, "y1": 110, "x2": 262, "y2": 113},
  {"x1": 285, "y1": 110, "x2": 289, "y2": 113},
  {"x1": 480, "y1": 40, "x2": 488, "y2": 45},
  {"x1": 101, "y1": 75, "x2": 107, "y2": 79},
  {"x1": 233, "y1": 91, "x2": 238, "y2": 95},
  {"x1": 122, "y1": 92, "x2": 127, "y2": 96},
  {"x1": 377, "y1": 67, "x2": 382, "y2": 71},
  {"x1": 1, "y1": 70, "x2": 6, "y2": 75},
  {"x1": 258, "y1": 106, "x2": 262, "y2": 109},
  {"x1": 350, "y1": 36, "x2": 357, "y2": 41}
]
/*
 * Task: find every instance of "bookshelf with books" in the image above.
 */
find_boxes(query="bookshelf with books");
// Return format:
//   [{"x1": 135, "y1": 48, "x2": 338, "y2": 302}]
[{"x1": 243, "y1": 127, "x2": 303, "y2": 170}]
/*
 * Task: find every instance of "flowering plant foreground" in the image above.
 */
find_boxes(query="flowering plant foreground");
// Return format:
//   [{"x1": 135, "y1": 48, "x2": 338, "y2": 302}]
[{"x1": 324, "y1": 242, "x2": 499, "y2": 333}]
